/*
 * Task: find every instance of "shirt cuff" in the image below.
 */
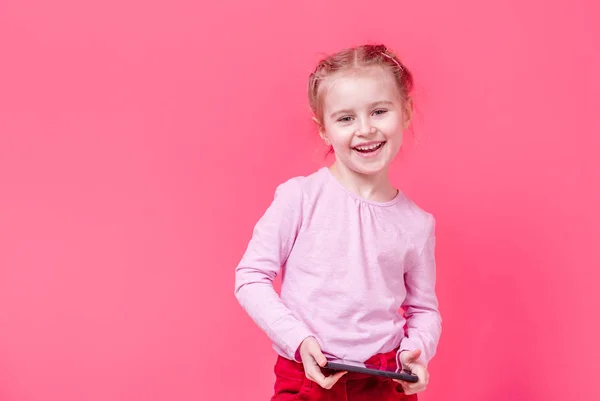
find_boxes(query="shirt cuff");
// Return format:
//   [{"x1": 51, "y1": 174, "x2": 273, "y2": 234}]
[{"x1": 288, "y1": 329, "x2": 318, "y2": 363}]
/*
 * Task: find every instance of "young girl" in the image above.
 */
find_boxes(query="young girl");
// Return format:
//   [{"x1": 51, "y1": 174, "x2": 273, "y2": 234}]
[{"x1": 235, "y1": 43, "x2": 441, "y2": 400}]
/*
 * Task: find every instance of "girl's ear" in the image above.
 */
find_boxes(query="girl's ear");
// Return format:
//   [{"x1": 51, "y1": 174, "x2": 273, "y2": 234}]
[
  {"x1": 403, "y1": 97, "x2": 414, "y2": 130},
  {"x1": 314, "y1": 116, "x2": 331, "y2": 145}
]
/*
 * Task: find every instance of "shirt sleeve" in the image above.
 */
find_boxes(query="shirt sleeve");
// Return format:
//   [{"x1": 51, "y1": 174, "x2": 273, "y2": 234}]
[
  {"x1": 234, "y1": 178, "x2": 314, "y2": 362},
  {"x1": 398, "y1": 214, "x2": 442, "y2": 367}
]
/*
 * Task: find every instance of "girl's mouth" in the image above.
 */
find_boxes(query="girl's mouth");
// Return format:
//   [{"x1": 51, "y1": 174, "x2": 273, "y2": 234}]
[{"x1": 352, "y1": 141, "x2": 386, "y2": 153}]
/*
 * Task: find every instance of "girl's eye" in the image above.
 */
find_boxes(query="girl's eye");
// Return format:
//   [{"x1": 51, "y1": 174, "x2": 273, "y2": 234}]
[
  {"x1": 373, "y1": 109, "x2": 388, "y2": 116},
  {"x1": 338, "y1": 116, "x2": 354, "y2": 122}
]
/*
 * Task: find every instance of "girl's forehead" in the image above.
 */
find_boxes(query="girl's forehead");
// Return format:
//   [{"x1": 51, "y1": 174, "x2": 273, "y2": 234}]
[{"x1": 322, "y1": 68, "x2": 400, "y2": 107}]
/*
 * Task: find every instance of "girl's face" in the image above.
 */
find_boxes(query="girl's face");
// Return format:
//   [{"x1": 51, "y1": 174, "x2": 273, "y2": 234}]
[{"x1": 320, "y1": 68, "x2": 411, "y2": 178}]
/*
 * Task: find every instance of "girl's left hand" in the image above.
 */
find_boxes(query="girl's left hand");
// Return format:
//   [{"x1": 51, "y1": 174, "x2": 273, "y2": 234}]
[{"x1": 393, "y1": 349, "x2": 429, "y2": 395}]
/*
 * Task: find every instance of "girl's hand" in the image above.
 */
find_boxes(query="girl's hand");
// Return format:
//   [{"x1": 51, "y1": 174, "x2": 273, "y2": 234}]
[
  {"x1": 394, "y1": 349, "x2": 429, "y2": 395},
  {"x1": 299, "y1": 336, "x2": 347, "y2": 389}
]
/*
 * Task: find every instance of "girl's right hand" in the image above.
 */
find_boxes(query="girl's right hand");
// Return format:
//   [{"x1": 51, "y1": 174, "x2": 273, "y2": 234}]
[{"x1": 298, "y1": 336, "x2": 347, "y2": 389}]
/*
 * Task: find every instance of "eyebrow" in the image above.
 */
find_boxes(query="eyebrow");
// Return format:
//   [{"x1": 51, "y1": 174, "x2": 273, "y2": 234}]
[{"x1": 329, "y1": 100, "x2": 394, "y2": 119}]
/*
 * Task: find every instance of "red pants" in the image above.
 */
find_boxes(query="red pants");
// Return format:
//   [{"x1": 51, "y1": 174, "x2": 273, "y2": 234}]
[{"x1": 271, "y1": 348, "x2": 418, "y2": 401}]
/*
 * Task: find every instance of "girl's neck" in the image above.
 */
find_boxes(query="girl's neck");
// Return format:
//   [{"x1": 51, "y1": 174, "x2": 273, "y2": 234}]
[{"x1": 329, "y1": 161, "x2": 398, "y2": 202}]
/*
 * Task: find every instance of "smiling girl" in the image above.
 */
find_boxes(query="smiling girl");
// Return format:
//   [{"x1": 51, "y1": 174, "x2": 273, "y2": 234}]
[{"x1": 235, "y1": 43, "x2": 442, "y2": 400}]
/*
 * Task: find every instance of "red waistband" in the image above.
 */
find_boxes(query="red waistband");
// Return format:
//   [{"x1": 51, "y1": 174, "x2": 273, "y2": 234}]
[{"x1": 276, "y1": 348, "x2": 399, "y2": 382}]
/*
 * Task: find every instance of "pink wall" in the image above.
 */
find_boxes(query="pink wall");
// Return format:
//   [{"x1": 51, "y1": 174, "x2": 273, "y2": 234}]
[{"x1": 1, "y1": 1, "x2": 599, "y2": 400}]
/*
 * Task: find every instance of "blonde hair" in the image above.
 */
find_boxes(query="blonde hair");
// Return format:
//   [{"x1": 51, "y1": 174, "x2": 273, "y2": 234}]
[{"x1": 308, "y1": 44, "x2": 414, "y2": 125}]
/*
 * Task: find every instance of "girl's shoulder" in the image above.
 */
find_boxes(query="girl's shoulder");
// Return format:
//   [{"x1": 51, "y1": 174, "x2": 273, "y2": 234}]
[
  {"x1": 272, "y1": 167, "x2": 329, "y2": 198},
  {"x1": 395, "y1": 194, "x2": 436, "y2": 239}
]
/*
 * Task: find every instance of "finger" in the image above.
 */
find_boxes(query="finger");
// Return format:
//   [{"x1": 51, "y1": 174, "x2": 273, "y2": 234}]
[
  {"x1": 393, "y1": 369, "x2": 423, "y2": 385},
  {"x1": 393, "y1": 379, "x2": 411, "y2": 394},
  {"x1": 306, "y1": 366, "x2": 345, "y2": 389},
  {"x1": 394, "y1": 382, "x2": 424, "y2": 395},
  {"x1": 306, "y1": 366, "x2": 326, "y2": 387},
  {"x1": 393, "y1": 379, "x2": 417, "y2": 386},
  {"x1": 322, "y1": 370, "x2": 347, "y2": 388},
  {"x1": 312, "y1": 370, "x2": 347, "y2": 390},
  {"x1": 412, "y1": 365, "x2": 429, "y2": 385},
  {"x1": 394, "y1": 372, "x2": 428, "y2": 395},
  {"x1": 404, "y1": 387, "x2": 418, "y2": 395}
]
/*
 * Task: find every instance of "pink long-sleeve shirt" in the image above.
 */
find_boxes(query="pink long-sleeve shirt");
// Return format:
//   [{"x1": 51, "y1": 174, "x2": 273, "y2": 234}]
[{"x1": 234, "y1": 167, "x2": 441, "y2": 366}]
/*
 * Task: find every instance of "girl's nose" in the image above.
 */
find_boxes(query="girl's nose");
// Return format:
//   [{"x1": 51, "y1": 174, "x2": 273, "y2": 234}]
[{"x1": 357, "y1": 120, "x2": 376, "y2": 136}]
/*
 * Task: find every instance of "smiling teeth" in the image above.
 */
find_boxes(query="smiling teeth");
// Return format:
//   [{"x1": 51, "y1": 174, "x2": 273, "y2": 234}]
[{"x1": 356, "y1": 143, "x2": 382, "y2": 151}]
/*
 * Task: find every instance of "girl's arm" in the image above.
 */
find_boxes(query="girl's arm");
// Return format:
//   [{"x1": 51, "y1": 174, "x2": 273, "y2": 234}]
[
  {"x1": 398, "y1": 215, "x2": 442, "y2": 366},
  {"x1": 234, "y1": 178, "x2": 314, "y2": 362}
]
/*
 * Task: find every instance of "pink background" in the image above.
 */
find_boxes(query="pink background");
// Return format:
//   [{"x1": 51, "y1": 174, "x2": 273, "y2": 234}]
[{"x1": 1, "y1": 1, "x2": 599, "y2": 400}]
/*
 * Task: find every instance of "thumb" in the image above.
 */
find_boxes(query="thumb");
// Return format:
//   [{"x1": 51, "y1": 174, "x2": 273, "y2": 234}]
[
  {"x1": 309, "y1": 344, "x2": 327, "y2": 367},
  {"x1": 410, "y1": 349, "x2": 422, "y2": 361},
  {"x1": 402, "y1": 349, "x2": 422, "y2": 364}
]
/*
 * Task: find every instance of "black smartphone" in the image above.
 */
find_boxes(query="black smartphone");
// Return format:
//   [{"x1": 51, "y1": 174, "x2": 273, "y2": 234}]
[{"x1": 325, "y1": 359, "x2": 419, "y2": 383}]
